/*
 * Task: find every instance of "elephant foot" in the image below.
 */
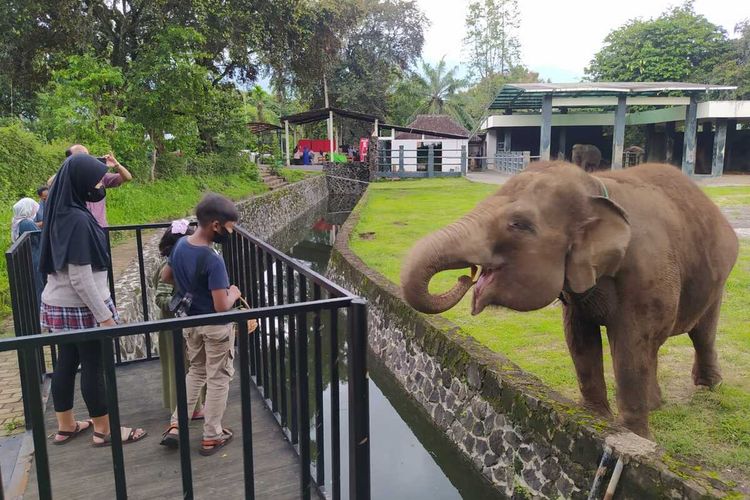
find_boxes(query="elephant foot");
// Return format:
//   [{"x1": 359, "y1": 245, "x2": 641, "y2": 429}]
[
  {"x1": 581, "y1": 400, "x2": 613, "y2": 420},
  {"x1": 692, "y1": 363, "x2": 722, "y2": 388},
  {"x1": 617, "y1": 413, "x2": 652, "y2": 440}
]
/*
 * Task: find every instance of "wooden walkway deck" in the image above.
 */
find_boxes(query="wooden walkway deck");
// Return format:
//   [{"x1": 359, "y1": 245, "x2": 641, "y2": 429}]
[{"x1": 24, "y1": 359, "x2": 302, "y2": 499}]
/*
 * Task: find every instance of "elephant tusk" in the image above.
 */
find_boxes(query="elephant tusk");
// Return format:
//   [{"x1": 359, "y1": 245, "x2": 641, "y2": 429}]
[{"x1": 470, "y1": 265, "x2": 481, "y2": 284}]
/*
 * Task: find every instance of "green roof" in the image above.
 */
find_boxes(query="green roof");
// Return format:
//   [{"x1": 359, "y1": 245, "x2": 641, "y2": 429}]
[{"x1": 488, "y1": 82, "x2": 736, "y2": 110}]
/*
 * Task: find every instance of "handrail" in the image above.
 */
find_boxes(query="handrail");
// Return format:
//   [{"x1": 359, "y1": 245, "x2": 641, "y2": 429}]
[
  {"x1": 233, "y1": 225, "x2": 355, "y2": 298},
  {"x1": 0, "y1": 297, "x2": 354, "y2": 351}
]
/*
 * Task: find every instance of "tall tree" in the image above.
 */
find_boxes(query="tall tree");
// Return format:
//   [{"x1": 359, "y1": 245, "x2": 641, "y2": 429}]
[
  {"x1": 463, "y1": 0, "x2": 521, "y2": 80},
  {"x1": 713, "y1": 20, "x2": 750, "y2": 99},
  {"x1": 329, "y1": 0, "x2": 427, "y2": 117},
  {"x1": 586, "y1": 3, "x2": 730, "y2": 82}
]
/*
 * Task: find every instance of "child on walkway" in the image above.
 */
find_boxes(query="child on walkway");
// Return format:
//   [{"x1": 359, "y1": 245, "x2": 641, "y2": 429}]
[
  {"x1": 159, "y1": 194, "x2": 241, "y2": 455},
  {"x1": 154, "y1": 220, "x2": 205, "y2": 415}
]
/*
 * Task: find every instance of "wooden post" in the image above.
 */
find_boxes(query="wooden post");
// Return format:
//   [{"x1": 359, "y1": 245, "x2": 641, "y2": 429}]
[
  {"x1": 284, "y1": 120, "x2": 290, "y2": 167},
  {"x1": 461, "y1": 145, "x2": 467, "y2": 175},
  {"x1": 711, "y1": 119, "x2": 727, "y2": 177},
  {"x1": 611, "y1": 95, "x2": 627, "y2": 169},
  {"x1": 427, "y1": 144, "x2": 434, "y2": 178},
  {"x1": 682, "y1": 95, "x2": 698, "y2": 176},
  {"x1": 374, "y1": 119, "x2": 379, "y2": 138},
  {"x1": 398, "y1": 145, "x2": 405, "y2": 173},
  {"x1": 665, "y1": 121, "x2": 675, "y2": 165},
  {"x1": 503, "y1": 129, "x2": 512, "y2": 152},
  {"x1": 558, "y1": 127, "x2": 567, "y2": 161},
  {"x1": 540, "y1": 95, "x2": 552, "y2": 161}
]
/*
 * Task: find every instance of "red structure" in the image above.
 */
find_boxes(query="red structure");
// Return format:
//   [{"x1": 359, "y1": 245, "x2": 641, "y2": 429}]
[{"x1": 297, "y1": 139, "x2": 336, "y2": 153}]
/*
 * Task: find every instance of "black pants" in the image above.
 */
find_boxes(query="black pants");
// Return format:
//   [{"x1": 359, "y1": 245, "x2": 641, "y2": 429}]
[{"x1": 51, "y1": 341, "x2": 107, "y2": 417}]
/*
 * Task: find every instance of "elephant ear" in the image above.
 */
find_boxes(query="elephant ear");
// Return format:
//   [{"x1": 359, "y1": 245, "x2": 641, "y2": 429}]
[{"x1": 565, "y1": 196, "x2": 631, "y2": 293}]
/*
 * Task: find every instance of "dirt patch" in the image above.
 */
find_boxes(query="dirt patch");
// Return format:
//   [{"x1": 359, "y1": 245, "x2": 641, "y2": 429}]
[
  {"x1": 393, "y1": 221, "x2": 408, "y2": 226},
  {"x1": 358, "y1": 232, "x2": 376, "y2": 240}
]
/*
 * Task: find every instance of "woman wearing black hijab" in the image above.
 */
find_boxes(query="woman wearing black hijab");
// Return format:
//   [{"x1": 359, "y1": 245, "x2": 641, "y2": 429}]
[{"x1": 39, "y1": 154, "x2": 147, "y2": 446}]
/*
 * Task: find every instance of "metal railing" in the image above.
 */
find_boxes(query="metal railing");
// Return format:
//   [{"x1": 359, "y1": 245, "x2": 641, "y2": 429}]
[
  {"x1": 4, "y1": 222, "x2": 371, "y2": 500},
  {"x1": 376, "y1": 144, "x2": 467, "y2": 178}
]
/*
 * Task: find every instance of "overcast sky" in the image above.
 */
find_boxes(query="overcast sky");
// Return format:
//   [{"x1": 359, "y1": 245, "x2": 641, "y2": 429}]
[{"x1": 416, "y1": 0, "x2": 750, "y2": 82}]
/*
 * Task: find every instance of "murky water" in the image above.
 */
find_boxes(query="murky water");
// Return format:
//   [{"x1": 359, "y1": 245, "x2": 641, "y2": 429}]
[{"x1": 276, "y1": 199, "x2": 501, "y2": 500}]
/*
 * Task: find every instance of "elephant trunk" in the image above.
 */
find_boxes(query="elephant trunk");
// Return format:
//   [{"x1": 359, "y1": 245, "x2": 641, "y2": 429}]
[{"x1": 400, "y1": 214, "x2": 487, "y2": 314}]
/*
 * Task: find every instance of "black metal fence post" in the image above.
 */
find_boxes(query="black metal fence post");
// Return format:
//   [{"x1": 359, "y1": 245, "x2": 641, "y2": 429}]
[
  {"x1": 101, "y1": 339, "x2": 128, "y2": 499},
  {"x1": 172, "y1": 328, "x2": 194, "y2": 500},
  {"x1": 348, "y1": 300, "x2": 370, "y2": 500},
  {"x1": 296, "y1": 276, "x2": 310, "y2": 500},
  {"x1": 329, "y1": 306, "x2": 341, "y2": 500},
  {"x1": 135, "y1": 228, "x2": 152, "y2": 359},
  {"x1": 237, "y1": 320, "x2": 256, "y2": 499},
  {"x1": 313, "y1": 284, "x2": 325, "y2": 487},
  {"x1": 21, "y1": 347, "x2": 51, "y2": 499}
]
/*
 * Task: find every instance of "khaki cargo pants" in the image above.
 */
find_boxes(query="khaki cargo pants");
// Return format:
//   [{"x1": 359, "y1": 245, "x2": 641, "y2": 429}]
[{"x1": 170, "y1": 323, "x2": 234, "y2": 440}]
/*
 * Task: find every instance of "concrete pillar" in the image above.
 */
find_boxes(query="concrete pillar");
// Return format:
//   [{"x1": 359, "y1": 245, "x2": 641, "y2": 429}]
[
  {"x1": 328, "y1": 110, "x2": 334, "y2": 158},
  {"x1": 711, "y1": 119, "x2": 728, "y2": 177},
  {"x1": 486, "y1": 129, "x2": 498, "y2": 170},
  {"x1": 540, "y1": 95, "x2": 553, "y2": 161},
  {"x1": 461, "y1": 145, "x2": 467, "y2": 175},
  {"x1": 503, "y1": 129, "x2": 512, "y2": 152},
  {"x1": 558, "y1": 127, "x2": 567, "y2": 161},
  {"x1": 611, "y1": 95, "x2": 627, "y2": 169},
  {"x1": 284, "y1": 120, "x2": 290, "y2": 167},
  {"x1": 682, "y1": 95, "x2": 698, "y2": 175},
  {"x1": 427, "y1": 144, "x2": 435, "y2": 177},
  {"x1": 398, "y1": 145, "x2": 405, "y2": 173},
  {"x1": 725, "y1": 119, "x2": 737, "y2": 170},
  {"x1": 665, "y1": 121, "x2": 675, "y2": 165}
]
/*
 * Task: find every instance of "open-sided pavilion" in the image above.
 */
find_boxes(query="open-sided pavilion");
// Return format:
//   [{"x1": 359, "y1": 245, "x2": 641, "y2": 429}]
[{"x1": 481, "y1": 82, "x2": 750, "y2": 176}]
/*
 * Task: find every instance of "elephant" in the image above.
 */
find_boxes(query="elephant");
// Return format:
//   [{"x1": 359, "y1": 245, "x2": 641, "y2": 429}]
[
  {"x1": 400, "y1": 161, "x2": 738, "y2": 438},
  {"x1": 571, "y1": 144, "x2": 602, "y2": 172}
]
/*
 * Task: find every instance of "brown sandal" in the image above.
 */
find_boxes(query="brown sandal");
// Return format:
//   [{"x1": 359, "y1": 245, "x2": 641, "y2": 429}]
[
  {"x1": 159, "y1": 425, "x2": 180, "y2": 449},
  {"x1": 52, "y1": 420, "x2": 93, "y2": 445},
  {"x1": 199, "y1": 428, "x2": 233, "y2": 456},
  {"x1": 93, "y1": 427, "x2": 148, "y2": 447}
]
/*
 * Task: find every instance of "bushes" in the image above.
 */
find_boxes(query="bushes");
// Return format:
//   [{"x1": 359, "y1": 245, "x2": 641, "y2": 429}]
[{"x1": 0, "y1": 156, "x2": 266, "y2": 321}]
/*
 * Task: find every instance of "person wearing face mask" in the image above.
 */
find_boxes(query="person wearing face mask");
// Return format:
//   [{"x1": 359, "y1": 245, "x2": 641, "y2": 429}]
[
  {"x1": 39, "y1": 154, "x2": 147, "y2": 446},
  {"x1": 158, "y1": 193, "x2": 241, "y2": 455},
  {"x1": 65, "y1": 144, "x2": 132, "y2": 227}
]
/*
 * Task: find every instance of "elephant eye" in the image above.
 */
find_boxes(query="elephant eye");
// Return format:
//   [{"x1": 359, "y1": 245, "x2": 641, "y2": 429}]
[{"x1": 508, "y1": 220, "x2": 534, "y2": 233}]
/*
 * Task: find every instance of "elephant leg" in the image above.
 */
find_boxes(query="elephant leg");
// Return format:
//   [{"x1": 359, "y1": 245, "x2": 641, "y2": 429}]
[
  {"x1": 563, "y1": 305, "x2": 611, "y2": 418},
  {"x1": 607, "y1": 324, "x2": 652, "y2": 438},
  {"x1": 647, "y1": 346, "x2": 663, "y2": 411},
  {"x1": 688, "y1": 298, "x2": 723, "y2": 388}
]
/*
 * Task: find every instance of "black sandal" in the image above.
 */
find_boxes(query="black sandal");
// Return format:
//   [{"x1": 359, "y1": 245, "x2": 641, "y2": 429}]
[
  {"x1": 52, "y1": 420, "x2": 93, "y2": 445},
  {"x1": 159, "y1": 425, "x2": 180, "y2": 449},
  {"x1": 93, "y1": 427, "x2": 148, "y2": 447},
  {"x1": 199, "y1": 428, "x2": 233, "y2": 456}
]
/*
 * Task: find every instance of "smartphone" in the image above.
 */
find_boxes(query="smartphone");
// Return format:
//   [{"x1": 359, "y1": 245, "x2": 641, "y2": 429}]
[{"x1": 96, "y1": 156, "x2": 107, "y2": 164}]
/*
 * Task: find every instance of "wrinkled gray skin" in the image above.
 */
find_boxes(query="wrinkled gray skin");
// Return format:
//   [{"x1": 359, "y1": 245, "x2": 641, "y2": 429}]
[
  {"x1": 572, "y1": 144, "x2": 602, "y2": 172},
  {"x1": 400, "y1": 161, "x2": 738, "y2": 438}
]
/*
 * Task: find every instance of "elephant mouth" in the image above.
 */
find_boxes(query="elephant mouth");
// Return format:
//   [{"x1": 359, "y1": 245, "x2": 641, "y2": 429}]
[{"x1": 472, "y1": 266, "x2": 498, "y2": 316}]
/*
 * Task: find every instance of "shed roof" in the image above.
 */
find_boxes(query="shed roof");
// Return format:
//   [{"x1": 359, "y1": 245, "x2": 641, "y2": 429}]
[
  {"x1": 395, "y1": 115, "x2": 469, "y2": 140},
  {"x1": 489, "y1": 82, "x2": 737, "y2": 110}
]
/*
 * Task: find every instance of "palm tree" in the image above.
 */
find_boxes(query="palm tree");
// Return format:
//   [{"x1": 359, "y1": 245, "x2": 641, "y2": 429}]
[{"x1": 407, "y1": 57, "x2": 469, "y2": 125}]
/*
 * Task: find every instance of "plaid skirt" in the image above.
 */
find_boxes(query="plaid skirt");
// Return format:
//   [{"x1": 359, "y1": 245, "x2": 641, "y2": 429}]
[{"x1": 41, "y1": 298, "x2": 119, "y2": 332}]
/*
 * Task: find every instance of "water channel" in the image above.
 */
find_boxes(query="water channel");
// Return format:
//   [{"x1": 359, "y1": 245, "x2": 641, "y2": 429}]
[{"x1": 269, "y1": 198, "x2": 500, "y2": 500}]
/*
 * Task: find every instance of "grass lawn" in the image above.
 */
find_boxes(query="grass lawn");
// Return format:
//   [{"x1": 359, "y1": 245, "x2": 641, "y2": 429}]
[
  {"x1": 350, "y1": 177, "x2": 750, "y2": 486},
  {"x1": 278, "y1": 167, "x2": 320, "y2": 183}
]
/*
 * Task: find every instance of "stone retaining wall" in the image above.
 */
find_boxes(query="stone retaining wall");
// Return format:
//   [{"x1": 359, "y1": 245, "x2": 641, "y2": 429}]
[
  {"x1": 328, "y1": 191, "x2": 735, "y2": 499},
  {"x1": 323, "y1": 163, "x2": 370, "y2": 196},
  {"x1": 113, "y1": 176, "x2": 329, "y2": 360}
]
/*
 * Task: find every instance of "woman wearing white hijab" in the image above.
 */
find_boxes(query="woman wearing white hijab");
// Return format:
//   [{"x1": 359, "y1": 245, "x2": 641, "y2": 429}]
[
  {"x1": 11, "y1": 197, "x2": 39, "y2": 242},
  {"x1": 11, "y1": 197, "x2": 43, "y2": 304}
]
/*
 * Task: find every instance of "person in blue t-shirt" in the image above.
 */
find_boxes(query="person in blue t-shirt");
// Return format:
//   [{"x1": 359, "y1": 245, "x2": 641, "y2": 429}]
[
  {"x1": 34, "y1": 185, "x2": 49, "y2": 228},
  {"x1": 159, "y1": 194, "x2": 241, "y2": 455}
]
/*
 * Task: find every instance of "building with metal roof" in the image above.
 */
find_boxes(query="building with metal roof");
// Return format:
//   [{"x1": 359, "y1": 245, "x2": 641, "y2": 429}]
[{"x1": 480, "y1": 82, "x2": 749, "y2": 176}]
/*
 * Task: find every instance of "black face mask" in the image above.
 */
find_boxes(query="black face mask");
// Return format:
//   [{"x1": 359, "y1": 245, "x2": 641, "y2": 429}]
[
  {"x1": 212, "y1": 227, "x2": 229, "y2": 244},
  {"x1": 85, "y1": 186, "x2": 106, "y2": 203}
]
